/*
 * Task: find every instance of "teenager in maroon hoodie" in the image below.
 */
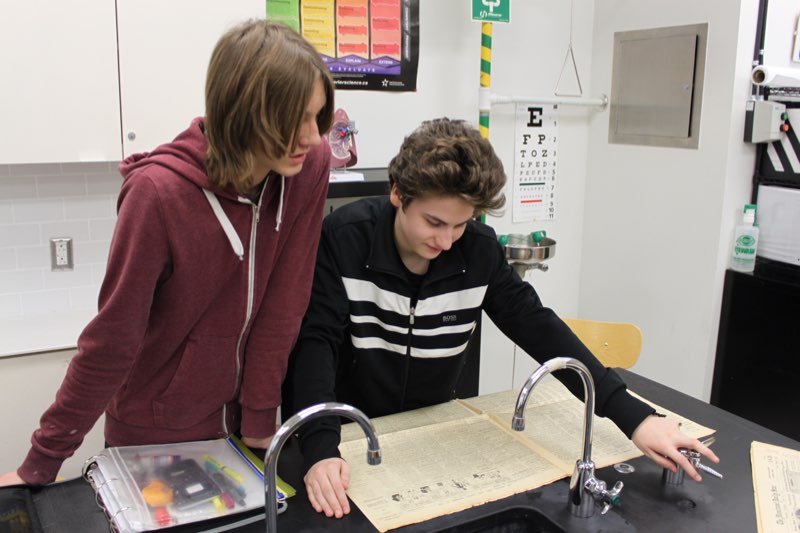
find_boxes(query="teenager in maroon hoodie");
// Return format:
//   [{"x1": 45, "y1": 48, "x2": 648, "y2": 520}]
[{"x1": 1, "y1": 19, "x2": 334, "y2": 486}]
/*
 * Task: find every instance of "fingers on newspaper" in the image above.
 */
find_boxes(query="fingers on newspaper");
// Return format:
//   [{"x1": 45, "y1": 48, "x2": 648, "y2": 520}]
[{"x1": 82, "y1": 436, "x2": 295, "y2": 532}]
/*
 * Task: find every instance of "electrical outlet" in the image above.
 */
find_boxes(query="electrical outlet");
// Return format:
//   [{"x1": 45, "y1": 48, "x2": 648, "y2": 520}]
[{"x1": 50, "y1": 237, "x2": 74, "y2": 271}]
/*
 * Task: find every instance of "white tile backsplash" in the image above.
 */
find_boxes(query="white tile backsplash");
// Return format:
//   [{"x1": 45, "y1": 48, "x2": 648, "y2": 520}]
[
  {"x1": 70, "y1": 286, "x2": 100, "y2": 311},
  {"x1": 16, "y1": 245, "x2": 48, "y2": 270},
  {"x1": 0, "y1": 294, "x2": 21, "y2": 319},
  {"x1": 42, "y1": 220, "x2": 91, "y2": 243},
  {"x1": 21, "y1": 288, "x2": 71, "y2": 315},
  {"x1": 0, "y1": 270, "x2": 43, "y2": 294},
  {"x1": 0, "y1": 224, "x2": 40, "y2": 247},
  {"x1": 14, "y1": 198, "x2": 65, "y2": 223},
  {"x1": 44, "y1": 266, "x2": 93, "y2": 290},
  {"x1": 0, "y1": 176, "x2": 37, "y2": 200},
  {"x1": 6, "y1": 163, "x2": 62, "y2": 177},
  {"x1": 65, "y1": 196, "x2": 115, "y2": 220},
  {"x1": 0, "y1": 201, "x2": 12, "y2": 224},
  {"x1": 89, "y1": 218, "x2": 116, "y2": 241},
  {"x1": 0, "y1": 249, "x2": 16, "y2": 271},
  {"x1": 0, "y1": 163, "x2": 118, "y2": 323},
  {"x1": 87, "y1": 172, "x2": 122, "y2": 196},
  {"x1": 37, "y1": 174, "x2": 89, "y2": 198},
  {"x1": 78, "y1": 241, "x2": 112, "y2": 264}
]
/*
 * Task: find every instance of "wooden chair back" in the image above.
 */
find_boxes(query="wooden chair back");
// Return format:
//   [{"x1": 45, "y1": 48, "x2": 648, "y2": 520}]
[{"x1": 561, "y1": 317, "x2": 643, "y2": 369}]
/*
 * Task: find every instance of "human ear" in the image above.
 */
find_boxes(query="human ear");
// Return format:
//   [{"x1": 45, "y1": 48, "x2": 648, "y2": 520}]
[{"x1": 389, "y1": 185, "x2": 403, "y2": 209}]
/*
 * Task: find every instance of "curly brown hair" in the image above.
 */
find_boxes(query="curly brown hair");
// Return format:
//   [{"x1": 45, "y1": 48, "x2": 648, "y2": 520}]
[
  {"x1": 388, "y1": 118, "x2": 506, "y2": 215},
  {"x1": 204, "y1": 20, "x2": 335, "y2": 191}
]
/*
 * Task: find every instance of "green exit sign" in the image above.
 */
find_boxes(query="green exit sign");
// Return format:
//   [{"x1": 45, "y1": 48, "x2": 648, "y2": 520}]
[{"x1": 472, "y1": 0, "x2": 510, "y2": 23}]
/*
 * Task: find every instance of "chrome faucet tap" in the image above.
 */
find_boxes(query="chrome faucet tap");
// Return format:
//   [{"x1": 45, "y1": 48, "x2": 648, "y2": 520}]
[
  {"x1": 512, "y1": 357, "x2": 623, "y2": 517},
  {"x1": 264, "y1": 402, "x2": 381, "y2": 532},
  {"x1": 662, "y1": 436, "x2": 723, "y2": 485}
]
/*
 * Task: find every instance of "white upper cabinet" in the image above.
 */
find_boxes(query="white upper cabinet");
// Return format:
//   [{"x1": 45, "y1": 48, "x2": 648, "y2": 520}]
[
  {"x1": 0, "y1": 1, "x2": 122, "y2": 164},
  {"x1": 0, "y1": 2, "x2": 267, "y2": 165},
  {"x1": 116, "y1": 1, "x2": 267, "y2": 157}
]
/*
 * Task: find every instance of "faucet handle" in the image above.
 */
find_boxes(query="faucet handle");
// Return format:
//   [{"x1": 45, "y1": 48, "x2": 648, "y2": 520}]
[
  {"x1": 584, "y1": 477, "x2": 624, "y2": 515},
  {"x1": 682, "y1": 448, "x2": 724, "y2": 480}
]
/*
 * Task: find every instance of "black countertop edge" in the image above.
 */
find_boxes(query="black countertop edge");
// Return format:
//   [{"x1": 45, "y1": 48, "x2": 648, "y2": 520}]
[{"x1": 328, "y1": 167, "x2": 389, "y2": 199}]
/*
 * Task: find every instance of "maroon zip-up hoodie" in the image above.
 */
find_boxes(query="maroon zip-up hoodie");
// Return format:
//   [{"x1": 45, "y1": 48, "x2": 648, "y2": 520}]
[{"x1": 18, "y1": 118, "x2": 330, "y2": 485}]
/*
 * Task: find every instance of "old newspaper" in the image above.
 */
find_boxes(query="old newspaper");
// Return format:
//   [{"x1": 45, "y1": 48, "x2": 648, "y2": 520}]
[
  {"x1": 340, "y1": 377, "x2": 714, "y2": 531},
  {"x1": 751, "y1": 441, "x2": 800, "y2": 533}
]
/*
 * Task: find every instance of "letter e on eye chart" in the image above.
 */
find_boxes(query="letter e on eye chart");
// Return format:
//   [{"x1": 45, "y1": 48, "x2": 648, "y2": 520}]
[{"x1": 513, "y1": 103, "x2": 559, "y2": 223}]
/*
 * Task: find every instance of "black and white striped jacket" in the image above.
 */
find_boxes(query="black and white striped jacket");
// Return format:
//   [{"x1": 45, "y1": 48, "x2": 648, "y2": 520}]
[{"x1": 286, "y1": 196, "x2": 653, "y2": 469}]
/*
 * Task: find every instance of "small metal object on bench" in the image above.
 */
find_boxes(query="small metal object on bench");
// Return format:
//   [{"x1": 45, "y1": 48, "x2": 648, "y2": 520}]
[{"x1": 663, "y1": 436, "x2": 723, "y2": 485}]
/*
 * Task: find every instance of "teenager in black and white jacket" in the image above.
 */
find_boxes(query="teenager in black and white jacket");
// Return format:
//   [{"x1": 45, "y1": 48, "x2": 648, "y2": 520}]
[{"x1": 284, "y1": 118, "x2": 719, "y2": 519}]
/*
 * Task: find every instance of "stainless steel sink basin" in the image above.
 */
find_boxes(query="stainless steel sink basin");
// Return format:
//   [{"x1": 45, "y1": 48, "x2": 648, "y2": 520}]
[{"x1": 431, "y1": 507, "x2": 565, "y2": 533}]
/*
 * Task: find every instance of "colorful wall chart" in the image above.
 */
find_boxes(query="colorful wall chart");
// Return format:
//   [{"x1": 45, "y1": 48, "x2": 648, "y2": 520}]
[
  {"x1": 512, "y1": 104, "x2": 559, "y2": 223},
  {"x1": 267, "y1": 0, "x2": 419, "y2": 91}
]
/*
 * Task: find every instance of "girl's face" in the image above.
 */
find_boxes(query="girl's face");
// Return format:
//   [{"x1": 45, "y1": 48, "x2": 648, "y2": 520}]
[{"x1": 250, "y1": 77, "x2": 326, "y2": 185}]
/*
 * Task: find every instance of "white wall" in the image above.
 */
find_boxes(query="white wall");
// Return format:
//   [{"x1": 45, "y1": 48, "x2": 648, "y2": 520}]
[
  {"x1": 475, "y1": 1, "x2": 599, "y2": 392},
  {"x1": 580, "y1": 0, "x2": 760, "y2": 399},
  {"x1": 0, "y1": 350, "x2": 105, "y2": 480}
]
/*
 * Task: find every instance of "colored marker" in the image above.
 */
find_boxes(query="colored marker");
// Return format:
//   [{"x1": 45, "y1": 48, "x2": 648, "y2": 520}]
[
  {"x1": 212, "y1": 472, "x2": 245, "y2": 507},
  {"x1": 203, "y1": 454, "x2": 245, "y2": 484}
]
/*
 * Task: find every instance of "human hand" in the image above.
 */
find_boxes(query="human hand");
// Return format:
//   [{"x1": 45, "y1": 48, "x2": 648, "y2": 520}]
[
  {"x1": 241, "y1": 435, "x2": 273, "y2": 449},
  {"x1": 631, "y1": 415, "x2": 719, "y2": 482},
  {"x1": 304, "y1": 458, "x2": 351, "y2": 518},
  {"x1": 0, "y1": 471, "x2": 25, "y2": 487}
]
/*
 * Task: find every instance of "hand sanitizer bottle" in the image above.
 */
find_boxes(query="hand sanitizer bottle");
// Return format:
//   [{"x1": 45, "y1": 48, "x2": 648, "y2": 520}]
[{"x1": 731, "y1": 204, "x2": 759, "y2": 273}]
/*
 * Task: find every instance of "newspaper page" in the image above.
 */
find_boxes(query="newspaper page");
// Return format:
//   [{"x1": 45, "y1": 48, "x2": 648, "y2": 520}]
[
  {"x1": 340, "y1": 414, "x2": 565, "y2": 532},
  {"x1": 751, "y1": 441, "x2": 800, "y2": 533},
  {"x1": 629, "y1": 390, "x2": 716, "y2": 440},
  {"x1": 339, "y1": 380, "x2": 716, "y2": 532},
  {"x1": 340, "y1": 401, "x2": 476, "y2": 443},
  {"x1": 463, "y1": 380, "x2": 638, "y2": 470},
  {"x1": 466, "y1": 380, "x2": 715, "y2": 470}
]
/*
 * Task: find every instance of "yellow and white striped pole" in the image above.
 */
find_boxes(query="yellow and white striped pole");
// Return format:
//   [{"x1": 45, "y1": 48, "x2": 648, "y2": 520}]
[
  {"x1": 478, "y1": 22, "x2": 493, "y2": 223},
  {"x1": 479, "y1": 22, "x2": 493, "y2": 141}
]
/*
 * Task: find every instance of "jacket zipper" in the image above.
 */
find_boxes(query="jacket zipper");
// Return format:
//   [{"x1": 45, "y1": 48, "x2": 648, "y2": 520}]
[
  {"x1": 222, "y1": 202, "x2": 260, "y2": 434},
  {"x1": 399, "y1": 303, "x2": 416, "y2": 412}
]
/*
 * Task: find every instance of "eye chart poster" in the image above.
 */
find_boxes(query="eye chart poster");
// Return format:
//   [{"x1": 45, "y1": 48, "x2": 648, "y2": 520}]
[
  {"x1": 267, "y1": 0, "x2": 420, "y2": 92},
  {"x1": 512, "y1": 104, "x2": 559, "y2": 223}
]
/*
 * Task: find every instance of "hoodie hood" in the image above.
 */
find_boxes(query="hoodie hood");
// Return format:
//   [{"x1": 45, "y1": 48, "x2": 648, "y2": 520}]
[
  {"x1": 119, "y1": 117, "x2": 242, "y2": 201},
  {"x1": 118, "y1": 117, "x2": 292, "y2": 259}
]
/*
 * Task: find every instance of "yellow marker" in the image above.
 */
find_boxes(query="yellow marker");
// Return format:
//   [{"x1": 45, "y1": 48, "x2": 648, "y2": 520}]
[
  {"x1": 211, "y1": 496, "x2": 225, "y2": 514},
  {"x1": 202, "y1": 454, "x2": 245, "y2": 484}
]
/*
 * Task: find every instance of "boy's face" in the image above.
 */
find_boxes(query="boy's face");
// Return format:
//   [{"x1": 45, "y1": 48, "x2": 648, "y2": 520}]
[
  {"x1": 390, "y1": 185, "x2": 475, "y2": 274},
  {"x1": 250, "y1": 77, "x2": 326, "y2": 187}
]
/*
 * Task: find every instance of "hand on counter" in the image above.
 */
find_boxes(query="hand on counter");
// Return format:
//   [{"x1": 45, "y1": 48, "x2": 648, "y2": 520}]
[
  {"x1": 241, "y1": 435, "x2": 273, "y2": 450},
  {"x1": 0, "y1": 471, "x2": 25, "y2": 487},
  {"x1": 304, "y1": 457, "x2": 351, "y2": 518},
  {"x1": 631, "y1": 415, "x2": 720, "y2": 482}
]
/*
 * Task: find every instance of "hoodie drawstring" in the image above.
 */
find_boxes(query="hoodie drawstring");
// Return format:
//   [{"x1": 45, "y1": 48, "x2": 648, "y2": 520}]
[
  {"x1": 274, "y1": 175, "x2": 285, "y2": 231},
  {"x1": 203, "y1": 190, "x2": 244, "y2": 260}
]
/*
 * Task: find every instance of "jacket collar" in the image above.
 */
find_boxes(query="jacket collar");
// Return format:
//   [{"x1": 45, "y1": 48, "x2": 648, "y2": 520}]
[{"x1": 365, "y1": 198, "x2": 468, "y2": 284}]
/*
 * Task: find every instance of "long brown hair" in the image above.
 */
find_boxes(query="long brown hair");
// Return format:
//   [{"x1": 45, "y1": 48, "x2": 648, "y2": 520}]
[{"x1": 205, "y1": 20, "x2": 334, "y2": 190}]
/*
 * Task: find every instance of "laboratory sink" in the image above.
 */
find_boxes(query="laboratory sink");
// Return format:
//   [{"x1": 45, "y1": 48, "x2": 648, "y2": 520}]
[{"x1": 431, "y1": 506, "x2": 565, "y2": 533}]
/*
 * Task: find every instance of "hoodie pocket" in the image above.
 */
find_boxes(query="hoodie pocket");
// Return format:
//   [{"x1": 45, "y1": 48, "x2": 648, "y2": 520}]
[{"x1": 152, "y1": 334, "x2": 238, "y2": 429}]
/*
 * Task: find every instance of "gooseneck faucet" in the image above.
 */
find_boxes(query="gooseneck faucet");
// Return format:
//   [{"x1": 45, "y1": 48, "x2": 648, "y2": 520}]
[
  {"x1": 512, "y1": 357, "x2": 623, "y2": 518},
  {"x1": 264, "y1": 402, "x2": 381, "y2": 532}
]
